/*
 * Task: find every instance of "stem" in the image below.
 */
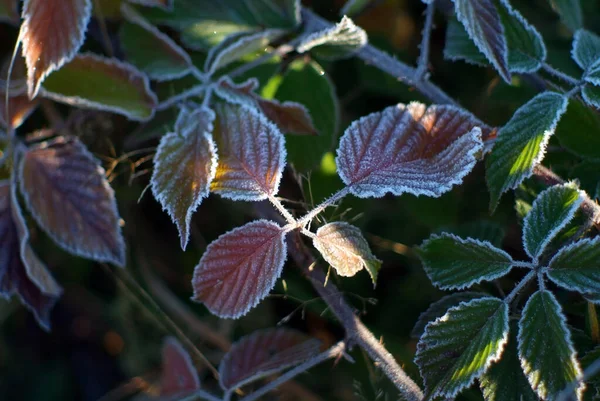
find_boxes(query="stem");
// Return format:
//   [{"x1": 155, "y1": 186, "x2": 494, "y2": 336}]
[
  {"x1": 296, "y1": 187, "x2": 350, "y2": 228},
  {"x1": 201, "y1": 85, "x2": 214, "y2": 108},
  {"x1": 415, "y1": 0, "x2": 435, "y2": 80},
  {"x1": 238, "y1": 342, "x2": 347, "y2": 401},
  {"x1": 537, "y1": 271, "x2": 546, "y2": 292},
  {"x1": 268, "y1": 194, "x2": 297, "y2": 225},
  {"x1": 178, "y1": 389, "x2": 222, "y2": 401},
  {"x1": 542, "y1": 63, "x2": 580, "y2": 86},
  {"x1": 511, "y1": 261, "x2": 536, "y2": 269},
  {"x1": 156, "y1": 84, "x2": 207, "y2": 111},
  {"x1": 504, "y1": 270, "x2": 536, "y2": 304}
]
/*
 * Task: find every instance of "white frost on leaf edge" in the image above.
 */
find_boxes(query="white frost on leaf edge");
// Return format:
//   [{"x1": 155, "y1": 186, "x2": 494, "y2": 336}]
[
  {"x1": 297, "y1": 15, "x2": 367, "y2": 57},
  {"x1": 546, "y1": 237, "x2": 600, "y2": 295}
]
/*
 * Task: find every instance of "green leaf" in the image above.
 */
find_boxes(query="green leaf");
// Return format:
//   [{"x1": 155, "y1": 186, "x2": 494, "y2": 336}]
[
  {"x1": 411, "y1": 292, "x2": 489, "y2": 338},
  {"x1": 572, "y1": 29, "x2": 600, "y2": 85},
  {"x1": 41, "y1": 53, "x2": 158, "y2": 121},
  {"x1": 181, "y1": 21, "x2": 254, "y2": 51},
  {"x1": 418, "y1": 233, "x2": 514, "y2": 290},
  {"x1": 547, "y1": 237, "x2": 600, "y2": 295},
  {"x1": 119, "y1": 5, "x2": 192, "y2": 80},
  {"x1": 549, "y1": 0, "x2": 583, "y2": 32},
  {"x1": 480, "y1": 321, "x2": 538, "y2": 401},
  {"x1": 555, "y1": 99, "x2": 600, "y2": 161},
  {"x1": 340, "y1": 0, "x2": 371, "y2": 17},
  {"x1": 268, "y1": 59, "x2": 339, "y2": 172},
  {"x1": 485, "y1": 91, "x2": 568, "y2": 210},
  {"x1": 522, "y1": 183, "x2": 583, "y2": 261},
  {"x1": 444, "y1": 18, "x2": 489, "y2": 67},
  {"x1": 312, "y1": 222, "x2": 381, "y2": 285},
  {"x1": 415, "y1": 297, "x2": 509, "y2": 398},
  {"x1": 582, "y1": 84, "x2": 600, "y2": 109},
  {"x1": 518, "y1": 290, "x2": 584, "y2": 400},
  {"x1": 297, "y1": 16, "x2": 367, "y2": 60},
  {"x1": 496, "y1": 0, "x2": 546, "y2": 73}
]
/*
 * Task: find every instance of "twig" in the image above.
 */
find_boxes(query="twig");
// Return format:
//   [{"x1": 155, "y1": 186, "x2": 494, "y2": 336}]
[{"x1": 415, "y1": 0, "x2": 436, "y2": 80}]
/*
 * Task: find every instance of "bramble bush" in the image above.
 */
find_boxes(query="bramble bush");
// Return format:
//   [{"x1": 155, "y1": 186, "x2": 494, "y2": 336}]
[{"x1": 1, "y1": 0, "x2": 600, "y2": 400}]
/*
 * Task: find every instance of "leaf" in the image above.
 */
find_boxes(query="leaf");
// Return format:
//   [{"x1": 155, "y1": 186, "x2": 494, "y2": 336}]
[
  {"x1": 572, "y1": 29, "x2": 600, "y2": 85},
  {"x1": 19, "y1": 136, "x2": 126, "y2": 266},
  {"x1": 181, "y1": 21, "x2": 254, "y2": 51},
  {"x1": 496, "y1": 0, "x2": 546, "y2": 73},
  {"x1": 268, "y1": 59, "x2": 340, "y2": 172},
  {"x1": 336, "y1": 103, "x2": 488, "y2": 199},
  {"x1": 485, "y1": 92, "x2": 568, "y2": 210},
  {"x1": 415, "y1": 297, "x2": 509, "y2": 398},
  {"x1": 160, "y1": 337, "x2": 200, "y2": 396},
  {"x1": 454, "y1": 0, "x2": 510, "y2": 83},
  {"x1": 215, "y1": 77, "x2": 317, "y2": 135},
  {"x1": 434, "y1": 220, "x2": 505, "y2": 248},
  {"x1": 518, "y1": 290, "x2": 584, "y2": 400},
  {"x1": 0, "y1": 180, "x2": 62, "y2": 331},
  {"x1": 204, "y1": 29, "x2": 284, "y2": 76},
  {"x1": 0, "y1": 0, "x2": 17, "y2": 24},
  {"x1": 480, "y1": 321, "x2": 538, "y2": 401},
  {"x1": 546, "y1": 237, "x2": 600, "y2": 295},
  {"x1": 555, "y1": 99, "x2": 600, "y2": 161},
  {"x1": 297, "y1": 16, "x2": 367, "y2": 60},
  {"x1": 582, "y1": 84, "x2": 600, "y2": 109},
  {"x1": 219, "y1": 328, "x2": 321, "y2": 390},
  {"x1": 191, "y1": 220, "x2": 286, "y2": 318},
  {"x1": 340, "y1": 0, "x2": 371, "y2": 17},
  {"x1": 444, "y1": 18, "x2": 489, "y2": 67},
  {"x1": 128, "y1": 0, "x2": 173, "y2": 9},
  {"x1": 151, "y1": 106, "x2": 217, "y2": 250},
  {"x1": 210, "y1": 104, "x2": 285, "y2": 201},
  {"x1": 313, "y1": 222, "x2": 381, "y2": 285},
  {"x1": 549, "y1": 0, "x2": 583, "y2": 32},
  {"x1": 120, "y1": 4, "x2": 192, "y2": 81},
  {"x1": 522, "y1": 183, "x2": 583, "y2": 261},
  {"x1": 418, "y1": 233, "x2": 514, "y2": 290},
  {"x1": 411, "y1": 292, "x2": 488, "y2": 339},
  {"x1": 20, "y1": 0, "x2": 92, "y2": 98},
  {"x1": 0, "y1": 92, "x2": 39, "y2": 130},
  {"x1": 41, "y1": 53, "x2": 158, "y2": 121}
]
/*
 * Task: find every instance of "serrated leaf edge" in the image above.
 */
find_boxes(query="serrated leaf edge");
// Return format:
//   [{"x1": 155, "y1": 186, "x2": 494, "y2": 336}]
[
  {"x1": 546, "y1": 237, "x2": 600, "y2": 295},
  {"x1": 297, "y1": 15, "x2": 367, "y2": 57}
]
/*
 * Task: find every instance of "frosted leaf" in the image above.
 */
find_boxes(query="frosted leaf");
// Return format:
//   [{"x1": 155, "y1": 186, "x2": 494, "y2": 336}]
[
  {"x1": 0, "y1": 180, "x2": 62, "y2": 331},
  {"x1": 454, "y1": 0, "x2": 510, "y2": 83},
  {"x1": 215, "y1": 77, "x2": 317, "y2": 135},
  {"x1": 204, "y1": 29, "x2": 285, "y2": 76},
  {"x1": 19, "y1": 136, "x2": 126, "y2": 266},
  {"x1": 313, "y1": 222, "x2": 381, "y2": 285},
  {"x1": 0, "y1": 91, "x2": 38, "y2": 130},
  {"x1": 444, "y1": 18, "x2": 489, "y2": 67},
  {"x1": 336, "y1": 103, "x2": 488, "y2": 199},
  {"x1": 19, "y1": 0, "x2": 92, "y2": 98},
  {"x1": 518, "y1": 290, "x2": 584, "y2": 400},
  {"x1": 415, "y1": 297, "x2": 509, "y2": 398},
  {"x1": 546, "y1": 237, "x2": 600, "y2": 295},
  {"x1": 120, "y1": 4, "x2": 192, "y2": 81},
  {"x1": 522, "y1": 183, "x2": 583, "y2": 261},
  {"x1": 485, "y1": 92, "x2": 568, "y2": 210},
  {"x1": 297, "y1": 16, "x2": 367, "y2": 60},
  {"x1": 549, "y1": 0, "x2": 583, "y2": 32},
  {"x1": 151, "y1": 106, "x2": 217, "y2": 250},
  {"x1": 160, "y1": 337, "x2": 200, "y2": 396},
  {"x1": 418, "y1": 233, "x2": 514, "y2": 290},
  {"x1": 219, "y1": 328, "x2": 321, "y2": 390},
  {"x1": 191, "y1": 220, "x2": 286, "y2": 318},
  {"x1": 582, "y1": 84, "x2": 600, "y2": 108},
  {"x1": 211, "y1": 104, "x2": 286, "y2": 201},
  {"x1": 480, "y1": 321, "x2": 538, "y2": 401},
  {"x1": 411, "y1": 292, "x2": 488, "y2": 339},
  {"x1": 572, "y1": 29, "x2": 600, "y2": 85}
]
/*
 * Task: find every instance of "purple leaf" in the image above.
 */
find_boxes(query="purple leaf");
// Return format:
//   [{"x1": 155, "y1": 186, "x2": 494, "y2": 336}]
[
  {"x1": 20, "y1": 0, "x2": 92, "y2": 98},
  {"x1": 211, "y1": 104, "x2": 286, "y2": 201},
  {"x1": 192, "y1": 220, "x2": 286, "y2": 318},
  {"x1": 161, "y1": 337, "x2": 200, "y2": 396},
  {"x1": 336, "y1": 103, "x2": 488, "y2": 198},
  {"x1": 454, "y1": 0, "x2": 510, "y2": 83},
  {"x1": 19, "y1": 136, "x2": 126, "y2": 266},
  {"x1": 219, "y1": 328, "x2": 321, "y2": 390},
  {"x1": 0, "y1": 180, "x2": 62, "y2": 330},
  {"x1": 151, "y1": 105, "x2": 217, "y2": 250}
]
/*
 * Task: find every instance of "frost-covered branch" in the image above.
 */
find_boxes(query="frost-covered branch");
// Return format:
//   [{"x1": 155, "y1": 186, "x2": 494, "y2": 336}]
[{"x1": 416, "y1": 0, "x2": 436, "y2": 80}]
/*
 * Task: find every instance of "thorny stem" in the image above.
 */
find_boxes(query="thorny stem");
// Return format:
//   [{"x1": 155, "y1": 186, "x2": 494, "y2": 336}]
[
  {"x1": 156, "y1": 84, "x2": 207, "y2": 111},
  {"x1": 268, "y1": 194, "x2": 297, "y2": 225},
  {"x1": 504, "y1": 270, "x2": 536, "y2": 304},
  {"x1": 542, "y1": 63, "x2": 580, "y2": 86},
  {"x1": 415, "y1": 0, "x2": 436, "y2": 81},
  {"x1": 295, "y1": 187, "x2": 350, "y2": 229},
  {"x1": 511, "y1": 260, "x2": 536, "y2": 269}
]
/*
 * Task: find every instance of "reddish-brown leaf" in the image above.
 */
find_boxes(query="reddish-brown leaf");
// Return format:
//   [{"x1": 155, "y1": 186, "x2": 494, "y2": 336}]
[
  {"x1": 219, "y1": 328, "x2": 321, "y2": 390},
  {"x1": 336, "y1": 103, "x2": 489, "y2": 198},
  {"x1": 0, "y1": 92, "x2": 39, "y2": 129},
  {"x1": 216, "y1": 77, "x2": 317, "y2": 135},
  {"x1": 20, "y1": 0, "x2": 92, "y2": 98},
  {"x1": 192, "y1": 220, "x2": 286, "y2": 318},
  {"x1": 19, "y1": 136, "x2": 126, "y2": 266},
  {"x1": 210, "y1": 104, "x2": 286, "y2": 201},
  {"x1": 161, "y1": 337, "x2": 200, "y2": 396},
  {"x1": 0, "y1": 180, "x2": 62, "y2": 330}
]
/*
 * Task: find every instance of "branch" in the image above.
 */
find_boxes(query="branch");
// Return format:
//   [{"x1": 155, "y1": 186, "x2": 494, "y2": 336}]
[{"x1": 416, "y1": 0, "x2": 436, "y2": 80}]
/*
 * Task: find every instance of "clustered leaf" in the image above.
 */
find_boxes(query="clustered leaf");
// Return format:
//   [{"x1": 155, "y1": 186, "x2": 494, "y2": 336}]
[
  {"x1": 572, "y1": 29, "x2": 600, "y2": 85},
  {"x1": 547, "y1": 237, "x2": 600, "y2": 295}
]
